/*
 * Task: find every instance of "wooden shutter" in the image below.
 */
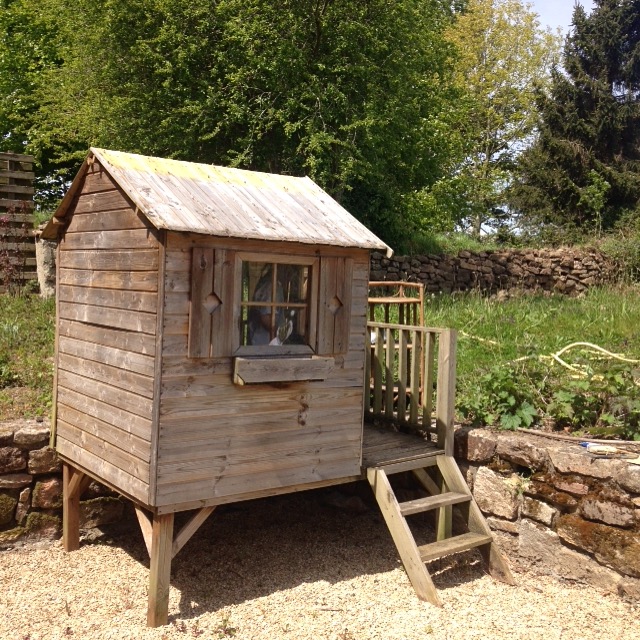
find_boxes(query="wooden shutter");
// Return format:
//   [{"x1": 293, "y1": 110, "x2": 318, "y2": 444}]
[
  {"x1": 188, "y1": 247, "x2": 234, "y2": 358},
  {"x1": 317, "y1": 256, "x2": 353, "y2": 355}
]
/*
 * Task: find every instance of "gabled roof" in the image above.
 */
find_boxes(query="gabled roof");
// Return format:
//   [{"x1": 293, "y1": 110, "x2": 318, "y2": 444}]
[{"x1": 43, "y1": 148, "x2": 393, "y2": 256}]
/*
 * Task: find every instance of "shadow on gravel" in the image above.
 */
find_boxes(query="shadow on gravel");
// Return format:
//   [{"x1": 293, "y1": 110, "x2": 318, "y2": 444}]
[{"x1": 93, "y1": 480, "x2": 488, "y2": 622}]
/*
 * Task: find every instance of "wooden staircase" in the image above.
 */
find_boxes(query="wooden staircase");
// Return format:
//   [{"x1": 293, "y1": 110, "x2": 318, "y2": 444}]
[
  {"x1": 363, "y1": 316, "x2": 514, "y2": 606},
  {"x1": 366, "y1": 453, "x2": 514, "y2": 606}
]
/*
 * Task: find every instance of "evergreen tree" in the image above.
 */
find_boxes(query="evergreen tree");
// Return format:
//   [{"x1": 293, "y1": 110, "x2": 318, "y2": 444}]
[{"x1": 510, "y1": 0, "x2": 640, "y2": 237}]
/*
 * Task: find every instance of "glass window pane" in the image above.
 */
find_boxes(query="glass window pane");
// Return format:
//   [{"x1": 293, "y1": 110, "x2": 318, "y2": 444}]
[{"x1": 241, "y1": 261, "x2": 311, "y2": 347}]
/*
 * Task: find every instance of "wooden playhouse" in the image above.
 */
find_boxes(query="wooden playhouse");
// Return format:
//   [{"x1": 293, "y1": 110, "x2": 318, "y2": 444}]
[{"x1": 42, "y1": 149, "x2": 512, "y2": 626}]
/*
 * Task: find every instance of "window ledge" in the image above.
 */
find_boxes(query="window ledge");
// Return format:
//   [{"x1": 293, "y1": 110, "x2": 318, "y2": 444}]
[{"x1": 233, "y1": 355, "x2": 334, "y2": 385}]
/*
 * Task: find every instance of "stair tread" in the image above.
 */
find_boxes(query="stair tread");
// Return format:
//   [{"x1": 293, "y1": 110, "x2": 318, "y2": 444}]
[
  {"x1": 418, "y1": 532, "x2": 493, "y2": 562},
  {"x1": 399, "y1": 491, "x2": 471, "y2": 516}
]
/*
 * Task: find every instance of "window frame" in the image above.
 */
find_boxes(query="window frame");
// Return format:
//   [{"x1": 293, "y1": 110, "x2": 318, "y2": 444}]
[{"x1": 232, "y1": 251, "x2": 319, "y2": 357}]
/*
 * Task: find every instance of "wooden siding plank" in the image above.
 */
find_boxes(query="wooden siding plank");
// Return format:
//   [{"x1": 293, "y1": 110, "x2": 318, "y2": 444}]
[
  {"x1": 58, "y1": 319, "x2": 156, "y2": 355},
  {"x1": 57, "y1": 386, "x2": 152, "y2": 441},
  {"x1": 73, "y1": 190, "x2": 132, "y2": 214},
  {"x1": 211, "y1": 249, "x2": 235, "y2": 358},
  {"x1": 58, "y1": 352, "x2": 154, "y2": 399},
  {"x1": 56, "y1": 438, "x2": 149, "y2": 503},
  {"x1": 158, "y1": 420, "x2": 361, "y2": 460},
  {"x1": 57, "y1": 403, "x2": 151, "y2": 463},
  {"x1": 58, "y1": 284, "x2": 157, "y2": 313},
  {"x1": 59, "y1": 301, "x2": 157, "y2": 335},
  {"x1": 159, "y1": 387, "x2": 363, "y2": 418},
  {"x1": 57, "y1": 422, "x2": 149, "y2": 483},
  {"x1": 82, "y1": 169, "x2": 120, "y2": 194},
  {"x1": 155, "y1": 454, "x2": 360, "y2": 506},
  {"x1": 58, "y1": 249, "x2": 159, "y2": 271},
  {"x1": 61, "y1": 228, "x2": 157, "y2": 250},
  {"x1": 65, "y1": 208, "x2": 149, "y2": 233},
  {"x1": 58, "y1": 369, "x2": 153, "y2": 420},
  {"x1": 59, "y1": 268, "x2": 158, "y2": 292}
]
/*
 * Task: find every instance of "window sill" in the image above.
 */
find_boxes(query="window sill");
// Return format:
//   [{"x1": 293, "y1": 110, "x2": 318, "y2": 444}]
[{"x1": 233, "y1": 355, "x2": 334, "y2": 385}]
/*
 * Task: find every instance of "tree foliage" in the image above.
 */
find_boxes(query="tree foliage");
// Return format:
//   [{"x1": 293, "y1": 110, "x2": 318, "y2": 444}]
[
  {"x1": 417, "y1": 0, "x2": 560, "y2": 237},
  {"x1": 2, "y1": 0, "x2": 461, "y2": 247},
  {"x1": 510, "y1": 0, "x2": 640, "y2": 237}
]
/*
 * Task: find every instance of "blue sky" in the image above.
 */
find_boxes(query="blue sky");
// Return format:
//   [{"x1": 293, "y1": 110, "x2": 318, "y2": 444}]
[{"x1": 529, "y1": 0, "x2": 595, "y2": 34}]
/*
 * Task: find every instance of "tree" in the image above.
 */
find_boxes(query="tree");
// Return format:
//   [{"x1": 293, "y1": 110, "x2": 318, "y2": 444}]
[
  {"x1": 417, "y1": 0, "x2": 561, "y2": 237},
  {"x1": 510, "y1": 0, "x2": 640, "y2": 237},
  {"x1": 13, "y1": 0, "x2": 460, "y2": 247}
]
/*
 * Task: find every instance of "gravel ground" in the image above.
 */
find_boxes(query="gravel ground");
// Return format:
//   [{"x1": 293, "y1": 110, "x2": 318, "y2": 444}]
[{"x1": 1, "y1": 488, "x2": 638, "y2": 640}]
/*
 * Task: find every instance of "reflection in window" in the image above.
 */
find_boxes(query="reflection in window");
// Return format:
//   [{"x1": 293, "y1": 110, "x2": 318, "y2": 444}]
[{"x1": 240, "y1": 262, "x2": 311, "y2": 347}]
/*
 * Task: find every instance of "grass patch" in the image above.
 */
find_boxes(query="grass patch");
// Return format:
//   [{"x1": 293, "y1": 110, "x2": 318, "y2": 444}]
[
  {"x1": 0, "y1": 294, "x2": 55, "y2": 420},
  {"x1": 423, "y1": 286, "x2": 640, "y2": 439}
]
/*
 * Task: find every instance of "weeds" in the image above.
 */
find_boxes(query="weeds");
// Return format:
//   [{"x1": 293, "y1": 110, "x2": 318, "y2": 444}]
[{"x1": 431, "y1": 286, "x2": 640, "y2": 440}]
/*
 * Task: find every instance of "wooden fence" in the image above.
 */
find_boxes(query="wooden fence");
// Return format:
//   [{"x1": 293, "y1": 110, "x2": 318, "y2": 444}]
[
  {"x1": 365, "y1": 322, "x2": 457, "y2": 454},
  {"x1": 0, "y1": 152, "x2": 36, "y2": 293}
]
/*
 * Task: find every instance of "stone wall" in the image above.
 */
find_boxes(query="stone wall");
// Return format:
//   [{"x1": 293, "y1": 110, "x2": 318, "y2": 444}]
[
  {"x1": 3, "y1": 420, "x2": 639, "y2": 602},
  {"x1": 0, "y1": 419, "x2": 124, "y2": 546},
  {"x1": 370, "y1": 248, "x2": 615, "y2": 295},
  {"x1": 455, "y1": 427, "x2": 640, "y2": 600}
]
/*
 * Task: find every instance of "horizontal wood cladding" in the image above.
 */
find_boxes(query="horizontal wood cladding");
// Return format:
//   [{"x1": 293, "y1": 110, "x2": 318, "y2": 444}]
[
  {"x1": 74, "y1": 190, "x2": 134, "y2": 215},
  {"x1": 58, "y1": 368, "x2": 153, "y2": 419},
  {"x1": 58, "y1": 319, "x2": 156, "y2": 356},
  {"x1": 56, "y1": 439, "x2": 149, "y2": 503},
  {"x1": 61, "y1": 228, "x2": 158, "y2": 251},
  {"x1": 59, "y1": 268, "x2": 158, "y2": 292},
  {"x1": 58, "y1": 249, "x2": 159, "y2": 271},
  {"x1": 154, "y1": 448, "x2": 361, "y2": 507},
  {"x1": 57, "y1": 386, "x2": 152, "y2": 441},
  {"x1": 65, "y1": 208, "x2": 149, "y2": 233},
  {"x1": 58, "y1": 352, "x2": 154, "y2": 399},
  {"x1": 59, "y1": 301, "x2": 157, "y2": 335}
]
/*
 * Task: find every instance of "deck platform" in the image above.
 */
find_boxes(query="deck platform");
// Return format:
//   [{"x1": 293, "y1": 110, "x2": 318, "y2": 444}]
[{"x1": 362, "y1": 423, "x2": 442, "y2": 473}]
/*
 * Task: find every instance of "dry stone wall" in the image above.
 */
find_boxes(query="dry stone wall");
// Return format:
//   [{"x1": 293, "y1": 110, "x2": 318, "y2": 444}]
[
  {"x1": 0, "y1": 419, "x2": 124, "y2": 546},
  {"x1": 370, "y1": 248, "x2": 615, "y2": 295},
  {"x1": 455, "y1": 427, "x2": 640, "y2": 601}
]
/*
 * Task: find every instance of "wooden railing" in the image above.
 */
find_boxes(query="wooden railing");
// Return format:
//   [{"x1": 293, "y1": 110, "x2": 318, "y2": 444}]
[
  {"x1": 365, "y1": 322, "x2": 457, "y2": 455},
  {"x1": 368, "y1": 281, "x2": 424, "y2": 327}
]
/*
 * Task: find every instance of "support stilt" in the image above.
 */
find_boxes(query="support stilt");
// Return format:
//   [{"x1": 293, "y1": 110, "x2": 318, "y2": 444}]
[
  {"x1": 62, "y1": 463, "x2": 90, "y2": 552},
  {"x1": 147, "y1": 513, "x2": 175, "y2": 628}
]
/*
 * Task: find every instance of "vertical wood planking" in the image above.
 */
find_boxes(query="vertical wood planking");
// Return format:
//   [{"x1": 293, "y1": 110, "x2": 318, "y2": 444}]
[
  {"x1": 188, "y1": 247, "x2": 214, "y2": 358},
  {"x1": 317, "y1": 256, "x2": 338, "y2": 355},
  {"x1": 436, "y1": 329, "x2": 457, "y2": 456},
  {"x1": 333, "y1": 257, "x2": 353, "y2": 353},
  {"x1": 210, "y1": 249, "x2": 235, "y2": 358}
]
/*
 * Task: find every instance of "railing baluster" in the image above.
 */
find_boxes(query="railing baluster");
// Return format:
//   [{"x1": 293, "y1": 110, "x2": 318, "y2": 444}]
[
  {"x1": 423, "y1": 331, "x2": 436, "y2": 429},
  {"x1": 410, "y1": 329, "x2": 421, "y2": 424},
  {"x1": 365, "y1": 326, "x2": 372, "y2": 413},
  {"x1": 397, "y1": 329, "x2": 408, "y2": 423},
  {"x1": 373, "y1": 328, "x2": 384, "y2": 415},
  {"x1": 384, "y1": 327, "x2": 395, "y2": 419},
  {"x1": 436, "y1": 329, "x2": 457, "y2": 456}
]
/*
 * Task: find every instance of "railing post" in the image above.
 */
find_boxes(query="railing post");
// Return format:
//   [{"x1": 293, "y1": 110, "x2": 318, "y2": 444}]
[{"x1": 435, "y1": 329, "x2": 457, "y2": 456}]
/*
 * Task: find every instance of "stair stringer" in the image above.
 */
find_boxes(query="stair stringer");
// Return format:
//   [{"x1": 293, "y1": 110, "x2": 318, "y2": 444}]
[{"x1": 434, "y1": 455, "x2": 515, "y2": 585}]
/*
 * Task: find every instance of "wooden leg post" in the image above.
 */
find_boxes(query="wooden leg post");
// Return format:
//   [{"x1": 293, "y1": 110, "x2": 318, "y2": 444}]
[
  {"x1": 147, "y1": 513, "x2": 175, "y2": 627},
  {"x1": 63, "y1": 463, "x2": 89, "y2": 552}
]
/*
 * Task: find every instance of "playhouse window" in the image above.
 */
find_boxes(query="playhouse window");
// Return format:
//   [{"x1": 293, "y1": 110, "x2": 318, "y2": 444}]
[{"x1": 238, "y1": 260, "x2": 314, "y2": 351}]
